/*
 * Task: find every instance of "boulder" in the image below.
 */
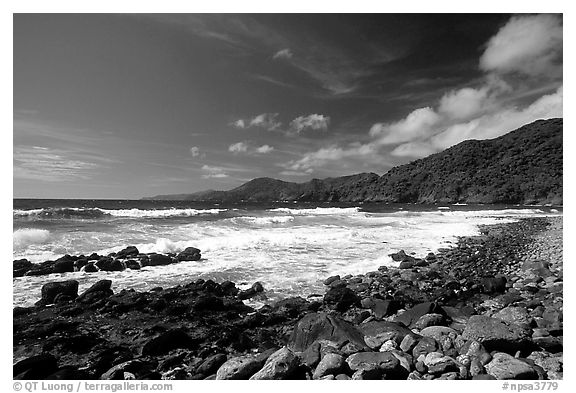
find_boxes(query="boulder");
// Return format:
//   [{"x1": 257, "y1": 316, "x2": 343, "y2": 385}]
[
  {"x1": 53, "y1": 255, "x2": 75, "y2": 273},
  {"x1": 77, "y1": 280, "x2": 113, "y2": 304},
  {"x1": 412, "y1": 337, "x2": 439, "y2": 359},
  {"x1": 419, "y1": 326, "x2": 458, "y2": 343},
  {"x1": 389, "y1": 250, "x2": 414, "y2": 262},
  {"x1": 398, "y1": 261, "x2": 415, "y2": 269},
  {"x1": 462, "y1": 315, "x2": 532, "y2": 352},
  {"x1": 359, "y1": 320, "x2": 420, "y2": 349},
  {"x1": 424, "y1": 352, "x2": 459, "y2": 375},
  {"x1": 288, "y1": 313, "x2": 368, "y2": 352},
  {"x1": 109, "y1": 259, "x2": 125, "y2": 272},
  {"x1": 394, "y1": 302, "x2": 446, "y2": 328},
  {"x1": 323, "y1": 287, "x2": 359, "y2": 311},
  {"x1": 346, "y1": 352, "x2": 405, "y2": 379},
  {"x1": 313, "y1": 353, "x2": 346, "y2": 379},
  {"x1": 141, "y1": 328, "x2": 196, "y2": 356},
  {"x1": 39, "y1": 280, "x2": 79, "y2": 305},
  {"x1": 215, "y1": 355, "x2": 262, "y2": 380},
  {"x1": 124, "y1": 260, "x2": 141, "y2": 270},
  {"x1": 414, "y1": 313, "x2": 446, "y2": 329},
  {"x1": 482, "y1": 276, "x2": 507, "y2": 294},
  {"x1": 323, "y1": 275, "x2": 340, "y2": 286},
  {"x1": 485, "y1": 352, "x2": 539, "y2": 380},
  {"x1": 148, "y1": 253, "x2": 173, "y2": 266},
  {"x1": 116, "y1": 246, "x2": 139, "y2": 259},
  {"x1": 83, "y1": 263, "x2": 99, "y2": 273},
  {"x1": 493, "y1": 306, "x2": 533, "y2": 327},
  {"x1": 458, "y1": 340, "x2": 492, "y2": 365},
  {"x1": 176, "y1": 247, "x2": 201, "y2": 262},
  {"x1": 100, "y1": 360, "x2": 156, "y2": 380},
  {"x1": 249, "y1": 347, "x2": 300, "y2": 380},
  {"x1": 196, "y1": 354, "x2": 227, "y2": 376},
  {"x1": 13, "y1": 353, "x2": 58, "y2": 379}
]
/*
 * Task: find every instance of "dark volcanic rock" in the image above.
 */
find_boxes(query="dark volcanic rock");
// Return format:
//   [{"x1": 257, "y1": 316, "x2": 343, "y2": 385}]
[
  {"x1": 360, "y1": 320, "x2": 420, "y2": 348},
  {"x1": 116, "y1": 246, "x2": 139, "y2": 259},
  {"x1": 462, "y1": 315, "x2": 533, "y2": 352},
  {"x1": 482, "y1": 276, "x2": 507, "y2": 294},
  {"x1": 249, "y1": 347, "x2": 300, "y2": 380},
  {"x1": 77, "y1": 279, "x2": 113, "y2": 305},
  {"x1": 53, "y1": 255, "x2": 75, "y2": 273},
  {"x1": 394, "y1": 302, "x2": 446, "y2": 328},
  {"x1": 485, "y1": 352, "x2": 539, "y2": 380},
  {"x1": 323, "y1": 286, "x2": 359, "y2": 311},
  {"x1": 14, "y1": 353, "x2": 58, "y2": 379},
  {"x1": 288, "y1": 312, "x2": 368, "y2": 352},
  {"x1": 148, "y1": 253, "x2": 173, "y2": 266},
  {"x1": 346, "y1": 352, "x2": 405, "y2": 379},
  {"x1": 39, "y1": 280, "x2": 79, "y2": 305},
  {"x1": 141, "y1": 328, "x2": 197, "y2": 356},
  {"x1": 177, "y1": 247, "x2": 201, "y2": 261},
  {"x1": 196, "y1": 354, "x2": 227, "y2": 376},
  {"x1": 215, "y1": 355, "x2": 263, "y2": 380}
]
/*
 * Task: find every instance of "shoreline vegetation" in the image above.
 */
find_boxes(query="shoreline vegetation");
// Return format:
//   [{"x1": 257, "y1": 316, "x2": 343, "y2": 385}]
[{"x1": 13, "y1": 216, "x2": 562, "y2": 380}]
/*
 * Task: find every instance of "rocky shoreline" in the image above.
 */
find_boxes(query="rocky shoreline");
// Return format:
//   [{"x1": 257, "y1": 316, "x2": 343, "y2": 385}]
[{"x1": 13, "y1": 217, "x2": 563, "y2": 380}]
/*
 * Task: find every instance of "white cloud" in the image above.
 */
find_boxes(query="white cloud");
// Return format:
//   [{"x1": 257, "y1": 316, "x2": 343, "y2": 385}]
[
  {"x1": 289, "y1": 114, "x2": 330, "y2": 134},
  {"x1": 255, "y1": 144, "x2": 274, "y2": 154},
  {"x1": 231, "y1": 113, "x2": 282, "y2": 132},
  {"x1": 282, "y1": 144, "x2": 378, "y2": 174},
  {"x1": 190, "y1": 146, "x2": 201, "y2": 157},
  {"x1": 392, "y1": 86, "x2": 563, "y2": 157},
  {"x1": 14, "y1": 146, "x2": 100, "y2": 182},
  {"x1": 273, "y1": 48, "x2": 293, "y2": 60},
  {"x1": 438, "y1": 87, "x2": 492, "y2": 120},
  {"x1": 479, "y1": 14, "x2": 562, "y2": 77},
  {"x1": 231, "y1": 119, "x2": 246, "y2": 129},
  {"x1": 250, "y1": 113, "x2": 282, "y2": 130},
  {"x1": 201, "y1": 165, "x2": 229, "y2": 179},
  {"x1": 228, "y1": 141, "x2": 275, "y2": 155},
  {"x1": 369, "y1": 107, "x2": 441, "y2": 144},
  {"x1": 228, "y1": 141, "x2": 249, "y2": 154}
]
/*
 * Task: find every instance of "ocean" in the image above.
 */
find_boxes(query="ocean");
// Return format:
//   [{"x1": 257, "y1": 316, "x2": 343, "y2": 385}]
[{"x1": 13, "y1": 199, "x2": 561, "y2": 307}]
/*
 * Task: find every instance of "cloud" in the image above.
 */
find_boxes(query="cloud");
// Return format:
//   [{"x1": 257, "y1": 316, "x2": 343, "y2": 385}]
[
  {"x1": 391, "y1": 86, "x2": 563, "y2": 157},
  {"x1": 231, "y1": 113, "x2": 282, "y2": 131},
  {"x1": 273, "y1": 48, "x2": 293, "y2": 60},
  {"x1": 369, "y1": 107, "x2": 441, "y2": 144},
  {"x1": 231, "y1": 119, "x2": 246, "y2": 129},
  {"x1": 14, "y1": 146, "x2": 100, "y2": 182},
  {"x1": 288, "y1": 114, "x2": 330, "y2": 134},
  {"x1": 438, "y1": 86, "x2": 492, "y2": 120},
  {"x1": 201, "y1": 165, "x2": 229, "y2": 179},
  {"x1": 479, "y1": 14, "x2": 562, "y2": 77},
  {"x1": 228, "y1": 141, "x2": 249, "y2": 154},
  {"x1": 255, "y1": 144, "x2": 274, "y2": 154},
  {"x1": 281, "y1": 144, "x2": 378, "y2": 174},
  {"x1": 229, "y1": 141, "x2": 275, "y2": 155},
  {"x1": 189, "y1": 146, "x2": 201, "y2": 157}
]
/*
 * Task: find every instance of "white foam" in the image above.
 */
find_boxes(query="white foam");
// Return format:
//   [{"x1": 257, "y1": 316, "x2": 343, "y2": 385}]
[
  {"x1": 101, "y1": 208, "x2": 226, "y2": 218},
  {"x1": 233, "y1": 216, "x2": 295, "y2": 225},
  {"x1": 269, "y1": 207, "x2": 361, "y2": 215},
  {"x1": 13, "y1": 229, "x2": 50, "y2": 248}
]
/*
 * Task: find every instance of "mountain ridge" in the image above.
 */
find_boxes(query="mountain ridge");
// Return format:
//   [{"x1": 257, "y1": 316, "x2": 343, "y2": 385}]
[{"x1": 143, "y1": 118, "x2": 563, "y2": 205}]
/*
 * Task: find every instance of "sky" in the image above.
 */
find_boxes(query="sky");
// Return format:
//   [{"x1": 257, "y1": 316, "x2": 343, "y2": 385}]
[{"x1": 13, "y1": 13, "x2": 563, "y2": 199}]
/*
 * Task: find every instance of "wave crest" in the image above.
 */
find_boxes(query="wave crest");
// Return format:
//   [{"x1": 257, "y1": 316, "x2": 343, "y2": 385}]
[
  {"x1": 13, "y1": 207, "x2": 226, "y2": 219},
  {"x1": 13, "y1": 228, "x2": 50, "y2": 248}
]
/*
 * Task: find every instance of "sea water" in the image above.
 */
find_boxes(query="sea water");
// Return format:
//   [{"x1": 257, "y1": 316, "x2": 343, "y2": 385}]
[{"x1": 12, "y1": 199, "x2": 561, "y2": 307}]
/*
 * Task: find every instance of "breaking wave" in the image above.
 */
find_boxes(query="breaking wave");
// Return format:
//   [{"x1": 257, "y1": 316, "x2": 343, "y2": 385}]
[{"x1": 13, "y1": 207, "x2": 226, "y2": 219}]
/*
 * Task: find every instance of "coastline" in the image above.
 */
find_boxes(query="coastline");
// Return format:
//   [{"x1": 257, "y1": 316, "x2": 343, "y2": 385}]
[{"x1": 13, "y1": 216, "x2": 563, "y2": 380}]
